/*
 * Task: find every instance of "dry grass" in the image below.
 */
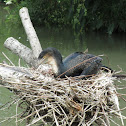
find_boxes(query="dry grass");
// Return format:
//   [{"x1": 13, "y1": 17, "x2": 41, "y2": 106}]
[{"x1": 0, "y1": 63, "x2": 126, "y2": 126}]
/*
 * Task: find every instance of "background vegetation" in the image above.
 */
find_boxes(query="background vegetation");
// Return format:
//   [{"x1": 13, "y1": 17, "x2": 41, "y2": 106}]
[{"x1": 2, "y1": 0, "x2": 126, "y2": 34}]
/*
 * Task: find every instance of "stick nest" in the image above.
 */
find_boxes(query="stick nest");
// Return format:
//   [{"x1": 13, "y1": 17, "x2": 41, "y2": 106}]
[{"x1": 1, "y1": 65, "x2": 125, "y2": 126}]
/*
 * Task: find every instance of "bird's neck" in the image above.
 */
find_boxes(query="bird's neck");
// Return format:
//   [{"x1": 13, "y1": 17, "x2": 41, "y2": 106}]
[{"x1": 48, "y1": 57, "x2": 64, "y2": 77}]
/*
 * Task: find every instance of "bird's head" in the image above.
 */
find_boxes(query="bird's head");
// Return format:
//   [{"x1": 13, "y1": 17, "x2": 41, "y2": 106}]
[{"x1": 38, "y1": 47, "x2": 63, "y2": 76}]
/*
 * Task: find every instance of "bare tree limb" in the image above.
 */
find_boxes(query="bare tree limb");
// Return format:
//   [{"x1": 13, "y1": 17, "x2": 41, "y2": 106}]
[
  {"x1": 19, "y1": 7, "x2": 42, "y2": 58},
  {"x1": 4, "y1": 37, "x2": 36, "y2": 67}
]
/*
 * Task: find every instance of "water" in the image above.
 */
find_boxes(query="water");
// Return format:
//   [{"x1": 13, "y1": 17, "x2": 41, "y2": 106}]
[{"x1": 0, "y1": 4, "x2": 126, "y2": 126}]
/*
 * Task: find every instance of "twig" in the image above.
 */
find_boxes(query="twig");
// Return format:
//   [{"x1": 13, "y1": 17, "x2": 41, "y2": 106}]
[
  {"x1": 101, "y1": 103, "x2": 110, "y2": 126},
  {"x1": 53, "y1": 109, "x2": 59, "y2": 126},
  {"x1": 2, "y1": 52, "x2": 15, "y2": 66},
  {"x1": 86, "y1": 107, "x2": 100, "y2": 126},
  {"x1": 16, "y1": 102, "x2": 18, "y2": 126},
  {"x1": 109, "y1": 118, "x2": 120, "y2": 126},
  {"x1": 18, "y1": 58, "x2": 21, "y2": 67}
]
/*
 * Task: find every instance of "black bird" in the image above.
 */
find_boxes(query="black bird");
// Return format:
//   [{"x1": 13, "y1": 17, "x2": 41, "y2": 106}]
[{"x1": 38, "y1": 47, "x2": 103, "y2": 78}]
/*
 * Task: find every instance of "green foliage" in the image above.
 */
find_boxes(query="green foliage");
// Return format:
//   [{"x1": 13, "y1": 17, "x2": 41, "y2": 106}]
[
  {"x1": 20, "y1": 0, "x2": 87, "y2": 36},
  {"x1": 3, "y1": 0, "x2": 126, "y2": 34},
  {"x1": 3, "y1": 0, "x2": 22, "y2": 26},
  {"x1": 69, "y1": 0, "x2": 87, "y2": 36},
  {"x1": 19, "y1": 0, "x2": 69, "y2": 27},
  {"x1": 85, "y1": 0, "x2": 126, "y2": 34}
]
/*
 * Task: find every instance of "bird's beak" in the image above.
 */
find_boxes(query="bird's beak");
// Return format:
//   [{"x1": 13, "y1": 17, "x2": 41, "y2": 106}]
[{"x1": 38, "y1": 56, "x2": 48, "y2": 65}]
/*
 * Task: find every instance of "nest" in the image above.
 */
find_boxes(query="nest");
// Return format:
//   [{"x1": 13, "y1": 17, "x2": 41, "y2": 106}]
[{"x1": 0, "y1": 64, "x2": 125, "y2": 126}]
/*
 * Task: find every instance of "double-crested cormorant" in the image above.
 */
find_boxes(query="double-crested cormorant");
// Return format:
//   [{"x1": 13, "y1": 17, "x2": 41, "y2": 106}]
[{"x1": 38, "y1": 47, "x2": 103, "y2": 78}]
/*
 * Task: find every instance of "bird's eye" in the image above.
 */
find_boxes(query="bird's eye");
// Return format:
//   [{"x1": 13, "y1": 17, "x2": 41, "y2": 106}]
[{"x1": 43, "y1": 55, "x2": 46, "y2": 59}]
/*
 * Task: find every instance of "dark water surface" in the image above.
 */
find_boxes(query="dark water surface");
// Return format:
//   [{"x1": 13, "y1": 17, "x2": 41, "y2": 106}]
[{"x1": 0, "y1": 5, "x2": 126, "y2": 126}]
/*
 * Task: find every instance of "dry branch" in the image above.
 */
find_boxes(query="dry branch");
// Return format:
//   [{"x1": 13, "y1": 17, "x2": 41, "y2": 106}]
[
  {"x1": 19, "y1": 7, "x2": 42, "y2": 58},
  {"x1": 4, "y1": 37, "x2": 35, "y2": 66}
]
